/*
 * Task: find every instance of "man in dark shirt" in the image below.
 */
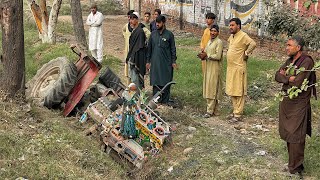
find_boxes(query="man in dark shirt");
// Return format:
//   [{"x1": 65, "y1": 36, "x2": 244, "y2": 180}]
[
  {"x1": 126, "y1": 12, "x2": 147, "y2": 89},
  {"x1": 147, "y1": 15, "x2": 177, "y2": 104},
  {"x1": 150, "y1": 9, "x2": 161, "y2": 32}
]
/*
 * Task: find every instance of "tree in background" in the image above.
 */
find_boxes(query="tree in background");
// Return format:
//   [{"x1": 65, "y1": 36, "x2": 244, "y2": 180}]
[
  {"x1": 0, "y1": 0, "x2": 25, "y2": 98},
  {"x1": 27, "y1": 0, "x2": 62, "y2": 44},
  {"x1": 70, "y1": 0, "x2": 88, "y2": 51}
]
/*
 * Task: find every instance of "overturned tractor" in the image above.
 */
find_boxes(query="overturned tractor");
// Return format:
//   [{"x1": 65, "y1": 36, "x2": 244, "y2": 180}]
[{"x1": 26, "y1": 46, "x2": 174, "y2": 168}]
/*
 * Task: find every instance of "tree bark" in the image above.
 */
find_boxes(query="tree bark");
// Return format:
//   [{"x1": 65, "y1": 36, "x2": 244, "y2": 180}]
[
  {"x1": 39, "y1": 0, "x2": 49, "y2": 42},
  {"x1": 27, "y1": 0, "x2": 62, "y2": 44},
  {"x1": 0, "y1": 0, "x2": 25, "y2": 97},
  {"x1": 70, "y1": 0, "x2": 88, "y2": 51},
  {"x1": 47, "y1": 0, "x2": 63, "y2": 44}
]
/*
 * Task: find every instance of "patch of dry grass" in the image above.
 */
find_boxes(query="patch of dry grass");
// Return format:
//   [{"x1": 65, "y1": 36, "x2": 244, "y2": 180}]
[{"x1": 0, "y1": 101, "x2": 126, "y2": 179}]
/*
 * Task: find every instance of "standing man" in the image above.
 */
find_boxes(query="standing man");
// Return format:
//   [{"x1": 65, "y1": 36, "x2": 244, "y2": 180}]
[
  {"x1": 275, "y1": 36, "x2": 316, "y2": 176},
  {"x1": 123, "y1": 10, "x2": 135, "y2": 85},
  {"x1": 123, "y1": 10, "x2": 150, "y2": 85},
  {"x1": 126, "y1": 12, "x2": 147, "y2": 90},
  {"x1": 200, "y1": 13, "x2": 216, "y2": 75},
  {"x1": 86, "y1": 3, "x2": 104, "y2": 62},
  {"x1": 226, "y1": 18, "x2": 256, "y2": 123},
  {"x1": 150, "y1": 9, "x2": 161, "y2": 32},
  {"x1": 198, "y1": 25, "x2": 223, "y2": 118},
  {"x1": 142, "y1": 12, "x2": 151, "y2": 31},
  {"x1": 147, "y1": 15, "x2": 177, "y2": 105}
]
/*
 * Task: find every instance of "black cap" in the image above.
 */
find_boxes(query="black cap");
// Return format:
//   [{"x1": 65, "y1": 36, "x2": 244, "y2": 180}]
[{"x1": 155, "y1": 15, "x2": 166, "y2": 23}]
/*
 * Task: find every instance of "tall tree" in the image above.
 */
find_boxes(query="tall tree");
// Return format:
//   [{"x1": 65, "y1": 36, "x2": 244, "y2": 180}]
[
  {"x1": 0, "y1": 0, "x2": 25, "y2": 97},
  {"x1": 47, "y1": 0, "x2": 63, "y2": 44},
  {"x1": 70, "y1": 0, "x2": 88, "y2": 51},
  {"x1": 28, "y1": 0, "x2": 62, "y2": 44}
]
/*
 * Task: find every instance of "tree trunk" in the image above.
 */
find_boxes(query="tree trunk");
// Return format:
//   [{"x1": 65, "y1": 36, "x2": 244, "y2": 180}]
[
  {"x1": 70, "y1": 0, "x2": 88, "y2": 51},
  {"x1": 39, "y1": 0, "x2": 49, "y2": 42},
  {"x1": 27, "y1": 0, "x2": 62, "y2": 44},
  {"x1": 0, "y1": 0, "x2": 25, "y2": 98},
  {"x1": 47, "y1": 0, "x2": 62, "y2": 44}
]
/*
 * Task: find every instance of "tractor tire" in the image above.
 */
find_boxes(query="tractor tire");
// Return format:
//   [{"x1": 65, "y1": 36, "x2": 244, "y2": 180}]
[{"x1": 26, "y1": 57, "x2": 78, "y2": 108}]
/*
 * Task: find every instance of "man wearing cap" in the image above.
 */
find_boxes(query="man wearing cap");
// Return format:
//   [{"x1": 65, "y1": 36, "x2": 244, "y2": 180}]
[
  {"x1": 86, "y1": 3, "x2": 104, "y2": 62},
  {"x1": 122, "y1": 10, "x2": 150, "y2": 85},
  {"x1": 198, "y1": 24, "x2": 223, "y2": 118},
  {"x1": 147, "y1": 15, "x2": 177, "y2": 105},
  {"x1": 126, "y1": 12, "x2": 147, "y2": 89},
  {"x1": 226, "y1": 18, "x2": 256, "y2": 123}
]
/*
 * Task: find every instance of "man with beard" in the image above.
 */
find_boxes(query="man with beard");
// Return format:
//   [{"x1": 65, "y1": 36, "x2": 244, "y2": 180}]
[
  {"x1": 275, "y1": 36, "x2": 316, "y2": 176},
  {"x1": 86, "y1": 3, "x2": 104, "y2": 62},
  {"x1": 200, "y1": 13, "x2": 216, "y2": 75},
  {"x1": 226, "y1": 18, "x2": 256, "y2": 123},
  {"x1": 147, "y1": 15, "x2": 177, "y2": 105},
  {"x1": 126, "y1": 12, "x2": 147, "y2": 90},
  {"x1": 197, "y1": 24, "x2": 223, "y2": 118},
  {"x1": 123, "y1": 10, "x2": 150, "y2": 85}
]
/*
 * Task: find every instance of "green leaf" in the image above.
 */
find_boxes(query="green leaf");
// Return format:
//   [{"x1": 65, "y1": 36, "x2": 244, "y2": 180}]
[
  {"x1": 289, "y1": 93, "x2": 294, "y2": 99},
  {"x1": 289, "y1": 67, "x2": 295, "y2": 75},
  {"x1": 296, "y1": 67, "x2": 306, "y2": 75},
  {"x1": 314, "y1": 61, "x2": 320, "y2": 69},
  {"x1": 299, "y1": 67, "x2": 306, "y2": 71},
  {"x1": 280, "y1": 96, "x2": 284, "y2": 101},
  {"x1": 303, "y1": 1, "x2": 311, "y2": 10}
]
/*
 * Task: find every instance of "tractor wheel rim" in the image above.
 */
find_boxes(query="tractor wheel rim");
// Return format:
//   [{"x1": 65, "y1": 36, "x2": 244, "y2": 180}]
[{"x1": 32, "y1": 67, "x2": 60, "y2": 98}]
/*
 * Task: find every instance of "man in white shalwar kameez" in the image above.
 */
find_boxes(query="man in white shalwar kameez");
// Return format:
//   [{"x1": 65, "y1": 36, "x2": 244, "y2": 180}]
[{"x1": 86, "y1": 4, "x2": 104, "y2": 62}]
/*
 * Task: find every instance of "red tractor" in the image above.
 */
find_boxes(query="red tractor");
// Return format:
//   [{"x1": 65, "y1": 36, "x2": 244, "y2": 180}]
[
  {"x1": 26, "y1": 45, "x2": 175, "y2": 168},
  {"x1": 26, "y1": 45, "x2": 102, "y2": 116}
]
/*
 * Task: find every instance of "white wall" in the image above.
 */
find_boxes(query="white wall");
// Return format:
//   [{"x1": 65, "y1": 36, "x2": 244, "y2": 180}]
[{"x1": 158, "y1": 0, "x2": 264, "y2": 31}]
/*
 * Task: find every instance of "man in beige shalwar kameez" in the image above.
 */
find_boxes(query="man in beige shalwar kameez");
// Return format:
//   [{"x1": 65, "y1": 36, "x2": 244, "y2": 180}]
[
  {"x1": 199, "y1": 24, "x2": 223, "y2": 118},
  {"x1": 226, "y1": 18, "x2": 256, "y2": 122}
]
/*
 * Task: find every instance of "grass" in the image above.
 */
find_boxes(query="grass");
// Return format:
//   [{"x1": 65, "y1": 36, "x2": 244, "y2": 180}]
[
  {"x1": 172, "y1": 48, "x2": 203, "y2": 109},
  {"x1": 175, "y1": 37, "x2": 200, "y2": 46},
  {"x1": 0, "y1": 103, "x2": 126, "y2": 179}
]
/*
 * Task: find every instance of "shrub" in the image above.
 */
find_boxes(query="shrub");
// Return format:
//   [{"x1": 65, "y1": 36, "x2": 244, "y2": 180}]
[
  {"x1": 266, "y1": 5, "x2": 304, "y2": 37},
  {"x1": 257, "y1": 4, "x2": 320, "y2": 50}
]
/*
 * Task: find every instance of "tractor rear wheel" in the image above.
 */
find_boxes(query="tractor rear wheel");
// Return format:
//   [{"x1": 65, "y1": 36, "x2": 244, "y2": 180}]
[{"x1": 26, "y1": 57, "x2": 78, "y2": 108}]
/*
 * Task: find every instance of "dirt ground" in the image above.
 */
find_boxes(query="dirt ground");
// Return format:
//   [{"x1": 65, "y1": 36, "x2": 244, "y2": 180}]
[{"x1": 102, "y1": 15, "x2": 128, "y2": 60}]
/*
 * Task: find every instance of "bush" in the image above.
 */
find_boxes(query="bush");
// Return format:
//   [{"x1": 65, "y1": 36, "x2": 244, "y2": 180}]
[
  {"x1": 294, "y1": 16, "x2": 320, "y2": 50},
  {"x1": 258, "y1": 4, "x2": 320, "y2": 50},
  {"x1": 266, "y1": 5, "x2": 303, "y2": 37}
]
